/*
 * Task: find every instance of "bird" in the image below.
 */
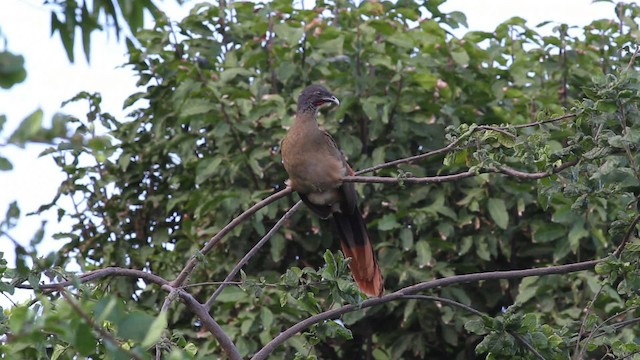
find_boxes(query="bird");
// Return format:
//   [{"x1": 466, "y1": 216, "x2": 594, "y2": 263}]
[{"x1": 280, "y1": 84, "x2": 384, "y2": 297}]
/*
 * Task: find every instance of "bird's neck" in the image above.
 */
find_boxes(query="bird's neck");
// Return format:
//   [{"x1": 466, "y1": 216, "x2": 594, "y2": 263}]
[{"x1": 292, "y1": 110, "x2": 319, "y2": 129}]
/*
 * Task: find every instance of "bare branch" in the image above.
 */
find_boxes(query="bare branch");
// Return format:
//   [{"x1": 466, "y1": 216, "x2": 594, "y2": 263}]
[
  {"x1": 17, "y1": 267, "x2": 170, "y2": 290},
  {"x1": 511, "y1": 113, "x2": 576, "y2": 129},
  {"x1": 477, "y1": 125, "x2": 517, "y2": 138},
  {"x1": 205, "y1": 201, "x2": 303, "y2": 308},
  {"x1": 355, "y1": 114, "x2": 576, "y2": 175},
  {"x1": 355, "y1": 137, "x2": 462, "y2": 175},
  {"x1": 401, "y1": 294, "x2": 486, "y2": 317},
  {"x1": 251, "y1": 259, "x2": 600, "y2": 360},
  {"x1": 171, "y1": 188, "x2": 292, "y2": 287},
  {"x1": 345, "y1": 160, "x2": 578, "y2": 184}
]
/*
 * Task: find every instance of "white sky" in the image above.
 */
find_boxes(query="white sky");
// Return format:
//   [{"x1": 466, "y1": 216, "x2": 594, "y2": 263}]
[{"x1": 0, "y1": 0, "x2": 616, "y2": 307}]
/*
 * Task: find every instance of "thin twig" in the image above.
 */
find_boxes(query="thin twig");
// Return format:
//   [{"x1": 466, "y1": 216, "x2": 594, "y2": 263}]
[
  {"x1": 355, "y1": 114, "x2": 576, "y2": 175},
  {"x1": 355, "y1": 137, "x2": 461, "y2": 175},
  {"x1": 613, "y1": 214, "x2": 640, "y2": 257},
  {"x1": 205, "y1": 201, "x2": 303, "y2": 308},
  {"x1": 574, "y1": 284, "x2": 604, "y2": 359},
  {"x1": 510, "y1": 331, "x2": 547, "y2": 360},
  {"x1": 0, "y1": 291, "x2": 17, "y2": 307},
  {"x1": 511, "y1": 113, "x2": 576, "y2": 129},
  {"x1": 251, "y1": 259, "x2": 600, "y2": 360},
  {"x1": 578, "y1": 306, "x2": 640, "y2": 359},
  {"x1": 624, "y1": 45, "x2": 640, "y2": 72},
  {"x1": 401, "y1": 295, "x2": 486, "y2": 317},
  {"x1": 477, "y1": 125, "x2": 517, "y2": 138}
]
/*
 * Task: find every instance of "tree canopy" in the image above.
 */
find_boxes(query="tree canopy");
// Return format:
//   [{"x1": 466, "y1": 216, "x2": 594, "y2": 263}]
[{"x1": 2, "y1": 0, "x2": 640, "y2": 359}]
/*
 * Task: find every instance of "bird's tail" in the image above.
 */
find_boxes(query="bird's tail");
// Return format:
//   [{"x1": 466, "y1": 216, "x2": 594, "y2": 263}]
[{"x1": 332, "y1": 208, "x2": 384, "y2": 297}]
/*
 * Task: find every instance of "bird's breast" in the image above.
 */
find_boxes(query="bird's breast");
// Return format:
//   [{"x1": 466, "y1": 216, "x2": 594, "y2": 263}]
[{"x1": 282, "y1": 128, "x2": 346, "y2": 195}]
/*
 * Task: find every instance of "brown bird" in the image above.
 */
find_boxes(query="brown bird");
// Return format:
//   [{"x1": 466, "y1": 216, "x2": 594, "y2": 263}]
[{"x1": 280, "y1": 84, "x2": 384, "y2": 297}]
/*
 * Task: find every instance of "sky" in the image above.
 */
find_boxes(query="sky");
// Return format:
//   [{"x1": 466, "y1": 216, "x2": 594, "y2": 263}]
[{"x1": 0, "y1": 0, "x2": 617, "y2": 307}]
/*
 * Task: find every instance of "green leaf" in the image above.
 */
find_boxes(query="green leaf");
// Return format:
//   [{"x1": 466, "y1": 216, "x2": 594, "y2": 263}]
[
  {"x1": 415, "y1": 240, "x2": 432, "y2": 268},
  {"x1": 74, "y1": 322, "x2": 96, "y2": 355},
  {"x1": 378, "y1": 214, "x2": 401, "y2": 231},
  {"x1": 450, "y1": 47, "x2": 470, "y2": 67},
  {"x1": 568, "y1": 221, "x2": 589, "y2": 252},
  {"x1": 270, "y1": 233, "x2": 286, "y2": 262},
  {"x1": 532, "y1": 223, "x2": 566, "y2": 243},
  {"x1": 413, "y1": 72, "x2": 437, "y2": 89},
  {"x1": 487, "y1": 198, "x2": 509, "y2": 229},
  {"x1": 260, "y1": 307, "x2": 274, "y2": 329},
  {"x1": 400, "y1": 228, "x2": 414, "y2": 250},
  {"x1": 464, "y1": 318, "x2": 487, "y2": 335},
  {"x1": 0, "y1": 51, "x2": 27, "y2": 88},
  {"x1": 386, "y1": 32, "x2": 414, "y2": 48},
  {"x1": 322, "y1": 250, "x2": 338, "y2": 280},
  {"x1": 0, "y1": 156, "x2": 13, "y2": 171},
  {"x1": 216, "y1": 287, "x2": 247, "y2": 303},
  {"x1": 273, "y1": 23, "x2": 303, "y2": 47},
  {"x1": 9, "y1": 109, "x2": 43, "y2": 145},
  {"x1": 195, "y1": 157, "x2": 223, "y2": 184},
  {"x1": 180, "y1": 99, "x2": 216, "y2": 118},
  {"x1": 117, "y1": 311, "x2": 155, "y2": 342},
  {"x1": 141, "y1": 312, "x2": 167, "y2": 348}
]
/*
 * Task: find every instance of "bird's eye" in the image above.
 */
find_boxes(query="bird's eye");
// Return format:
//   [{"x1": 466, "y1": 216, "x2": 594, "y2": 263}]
[{"x1": 315, "y1": 91, "x2": 321, "y2": 95}]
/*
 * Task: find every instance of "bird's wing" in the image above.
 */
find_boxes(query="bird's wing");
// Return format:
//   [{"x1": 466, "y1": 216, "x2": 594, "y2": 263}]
[{"x1": 322, "y1": 130, "x2": 357, "y2": 215}]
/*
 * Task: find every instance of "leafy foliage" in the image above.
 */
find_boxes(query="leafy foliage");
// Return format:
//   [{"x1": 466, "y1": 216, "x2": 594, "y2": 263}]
[
  {"x1": 3, "y1": 0, "x2": 640, "y2": 359},
  {"x1": 46, "y1": 0, "x2": 163, "y2": 63}
]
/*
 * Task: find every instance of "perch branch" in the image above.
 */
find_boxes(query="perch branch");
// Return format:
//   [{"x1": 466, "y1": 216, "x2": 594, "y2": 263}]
[{"x1": 345, "y1": 160, "x2": 578, "y2": 184}]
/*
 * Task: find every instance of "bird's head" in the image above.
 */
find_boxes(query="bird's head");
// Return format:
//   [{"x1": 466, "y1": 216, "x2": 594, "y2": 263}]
[{"x1": 297, "y1": 84, "x2": 340, "y2": 113}]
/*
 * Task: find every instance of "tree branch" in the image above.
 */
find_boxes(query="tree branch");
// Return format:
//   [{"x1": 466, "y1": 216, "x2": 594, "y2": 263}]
[
  {"x1": 511, "y1": 113, "x2": 576, "y2": 129},
  {"x1": 17, "y1": 267, "x2": 170, "y2": 290},
  {"x1": 18, "y1": 268, "x2": 242, "y2": 360},
  {"x1": 171, "y1": 188, "x2": 292, "y2": 287},
  {"x1": 205, "y1": 201, "x2": 303, "y2": 308},
  {"x1": 251, "y1": 259, "x2": 600, "y2": 360},
  {"x1": 355, "y1": 113, "x2": 576, "y2": 175},
  {"x1": 613, "y1": 213, "x2": 640, "y2": 257},
  {"x1": 167, "y1": 286, "x2": 243, "y2": 360},
  {"x1": 345, "y1": 160, "x2": 578, "y2": 184}
]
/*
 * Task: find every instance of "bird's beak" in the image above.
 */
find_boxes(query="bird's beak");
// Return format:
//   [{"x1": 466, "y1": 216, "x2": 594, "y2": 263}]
[{"x1": 323, "y1": 96, "x2": 340, "y2": 106}]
